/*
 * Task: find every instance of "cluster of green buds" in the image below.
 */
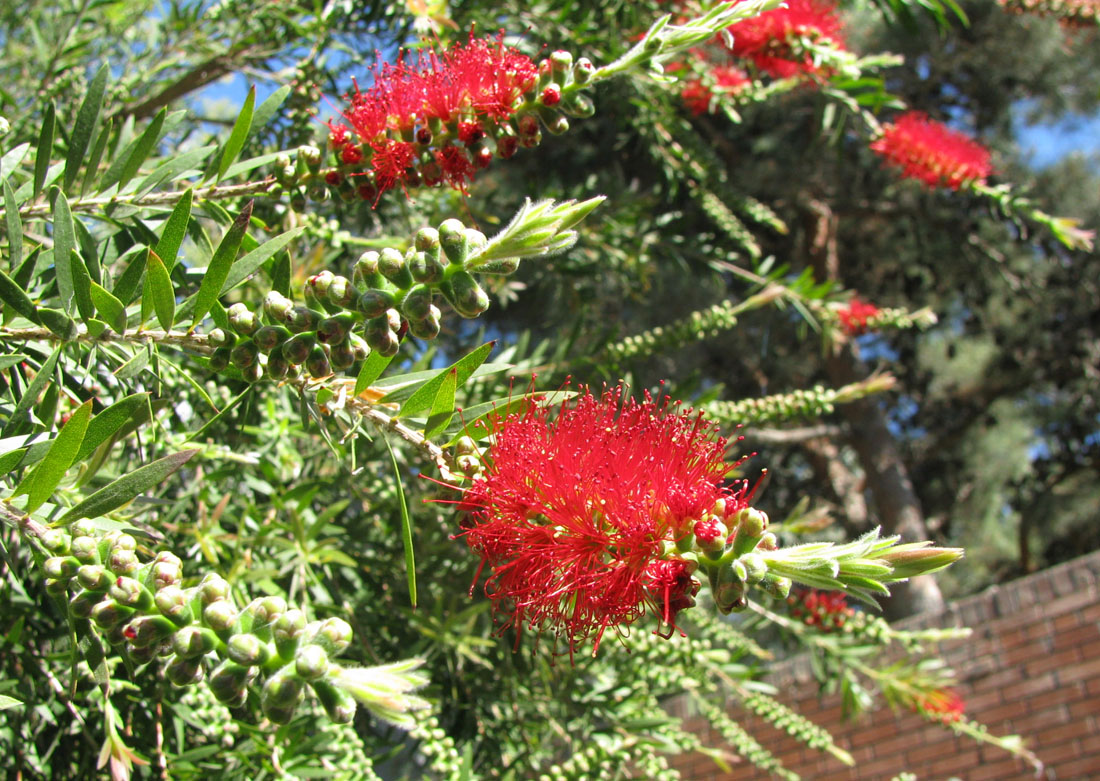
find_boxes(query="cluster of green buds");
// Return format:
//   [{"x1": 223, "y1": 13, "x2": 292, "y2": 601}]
[
  {"x1": 675, "y1": 505, "x2": 963, "y2": 614},
  {"x1": 38, "y1": 522, "x2": 429, "y2": 727},
  {"x1": 707, "y1": 374, "x2": 898, "y2": 426},
  {"x1": 999, "y1": 0, "x2": 1099, "y2": 30},
  {"x1": 207, "y1": 197, "x2": 604, "y2": 382}
]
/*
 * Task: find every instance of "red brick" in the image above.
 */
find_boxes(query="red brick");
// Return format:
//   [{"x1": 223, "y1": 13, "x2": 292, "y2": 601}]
[
  {"x1": 1034, "y1": 718, "x2": 1092, "y2": 745},
  {"x1": 1026, "y1": 647, "x2": 1084, "y2": 676},
  {"x1": 1050, "y1": 754, "x2": 1100, "y2": 778},
  {"x1": 979, "y1": 699, "x2": 1029, "y2": 725},
  {"x1": 1053, "y1": 622, "x2": 1100, "y2": 651},
  {"x1": 965, "y1": 758, "x2": 1031, "y2": 780},
  {"x1": 1036, "y1": 738, "x2": 1082, "y2": 765},
  {"x1": 1057, "y1": 655, "x2": 1100, "y2": 685},
  {"x1": 905, "y1": 736, "x2": 964, "y2": 765},
  {"x1": 928, "y1": 747, "x2": 981, "y2": 776},
  {"x1": 1086, "y1": 676, "x2": 1100, "y2": 697},
  {"x1": 1000, "y1": 671, "x2": 1058, "y2": 701},
  {"x1": 1068, "y1": 698, "x2": 1100, "y2": 720},
  {"x1": 1054, "y1": 612, "x2": 1082, "y2": 631}
]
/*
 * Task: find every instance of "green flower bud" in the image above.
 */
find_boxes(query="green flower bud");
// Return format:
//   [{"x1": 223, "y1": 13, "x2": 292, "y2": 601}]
[
  {"x1": 265, "y1": 350, "x2": 291, "y2": 380},
  {"x1": 69, "y1": 588, "x2": 103, "y2": 619},
  {"x1": 165, "y1": 654, "x2": 204, "y2": 687},
  {"x1": 446, "y1": 270, "x2": 490, "y2": 318},
  {"x1": 155, "y1": 586, "x2": 191, "y2": 626},
  {"x1": 354, "y1": 251, "x2": 384, "y2": 289},
  {"x1": 306, "y1": 345, "x2": 332, "y2": 378},
  {"x1": 110, "y1": 577, "x2": 155, "y2": 610},
  {"x1": 172, "y1": 625, "x2": 221, "y2": 658},
  {"x1": 203, "y1": 599, "x2": 238, "y2": 633},
  {"x1": 44, "y1": 577, "x2": 68, "y2": 596},
  {"x1": 273, "y1": 608, "x2": 307, "y2": 660},
  {"x1": 306, "y1": 270, "x2": 335, "y2": 299},
  {"x1": 227, "y1": 303, "x2": 258, "y2": 336},
  {"x1": 475, "y1": 257, "x2": 520, "y2": 275},
  {"x1": 295, "y1": 643, "x2": 330, "y2": 681},
  {"x1": 348, "y1": 334, "x2": 369, "y2": 361},
  {"x1": 227, "y1": 633, "x2": 273, "y2": 667},
  {"x1": 109, "y1": 533, "x2": 137, "y2": 552},
  {"x1": 379, "y1": 248, "x2": 414, "y2": 288},
  {"x1": 230, "y1": 340, "x2": 259, "y2": 370},
  {"x1": 357, "y1": 288, "x2": 396, "y2": 319},
  {"x1": 732, "y1": 507, "x2": 769, "y2": 557},
  {"x1": 408, "y1": 307, "x2": 442, "y2": 340},
  {"x1": 317, "y1": 313, "x2": 356, "y2": 346},
  {"x1": 123, "y1": 614, "x2": 176, "y2": 648},
  {"x1": 762, "y1": 574, "x2": 792, "y2": 599},
  {"x1": 327, "y1": 275, "x2": 356, "y2": 309},
  {"x1": 573, "y1": 58, "x2": 595, "y2": 84},
  {"x1": 198, "y1": 573, "x2": 230, "y2": 604},
  {"x1": 740, "y1": 553, "x2": 767, "y2": 584},
  {"x1": 408, "y1": 250, "x2": 445, "y2": 284},
  {"x1": 364, "y1": 319, "x2": 400, "y2": 356},
  {"x1": 263, "y1": 291, "x2": 294, "y2": 322},
  {"x1": 208, "y1": 347, "x2": 231, "y2": 372},
  {"x1": 253, "y1": 324, "x2": 291, "y2": 353},
  {"x1": 77, "y1": 564, "x2": 112, "y2": 592},
  {"x1": 125, "y1": 640, "x2": 161, "y2": 666},
  {"x1": 549, "y1": 50, "x2": 573, "y2": 80},
  {"x1": 41, "y1": 529, "x2": 71, "y2": 554},
  {"x1": 328, "y1": 343, "x2": 356, "y2": 371},
  {"x1": 44, "y1": 556, "x2": 79, "y2": 580},
  {"x1": 310, "y1": 617, "x2": 353, "y2": 657},
  {"x1": 262, "y1": 667, "x2": 304, "y2": 710},
  {"x1": 287, "y1": 306, "x2": 323, "y2": 334},
  {"x1": 561, "y1": 93, "x2": 595, "y2": 118},
  {"x1": 438, "y1": 219, "x2": 469, "y2": 266},
  {"x1": 208, "y1": 659, "x2": 256, "y2": 704},
  {"x1": 281, "y1": 332, "x2": 316, "y2": 365},
  {"x1": 70, "y1": 520, "x2": 96, "y2": 538},
  {"x1": 311, "y1": 678, "x2": 357, "y2": 724},
  {"x1": 414, "y1": 227, "x2": 440, "y2": 252},
  {"x1": 400, "y1": 285, "x2": 434, "y2": 321},
  {"x1": 91, "y1": 600, "x2": 135, "y2": 630}
]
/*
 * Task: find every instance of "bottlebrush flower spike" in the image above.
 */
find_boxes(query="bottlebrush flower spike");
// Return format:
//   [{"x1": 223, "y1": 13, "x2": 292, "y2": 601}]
[
  {"x1": 459, "y1": 385, "x2": 751, "y2": 657},
  {"x1": 724, "y1": 0, "x2": 846, "y2": 78},
  {"x1": 835, "y1": 296, "x2": 881, "y2": 335},
  {"x1": 871, "y1": 111, "x2": 993, "y2": 191},
  {"x1": 914, "y1": 688, "x2": 966, "y2": 724},
  {"x1": 324, "y1": 32, "x2": 545, "y2": 202},
  {"x1": 681, "y1": 64, "x2": 751, "y2": 115},
  {"x1": 787, "y1": 588, "x2": 854, "y2": 631}
]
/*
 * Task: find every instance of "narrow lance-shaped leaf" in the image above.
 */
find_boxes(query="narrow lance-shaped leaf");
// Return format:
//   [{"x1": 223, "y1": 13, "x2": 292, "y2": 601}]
[
  {"x1": 64, "y1": 63, "x2": 109, "y2": 191},
  {"x1": 217, "y1": 85, "x2": 255, "y2": 181},
  {"x1": 190, "y1": 200, "x2": 252, "y2": 329},
  {"x1": 74, "y1": 393, "x2": 150, "y2": 463},
  {"x1": 386, "y1": 439, "x2": 417, "y2": 609},
  {"x1": 51, "y1": 189, "x2": 75, "y2": 312},
  {"x1": 0, "y1": 267, "x2": 40, "y2": 323},
  {"x1": 144, "y1": 250, "x2": 175, "y2": 331},
  {"x1": 3, "y1": 180, "x2": 22, "y2": 271},
  {"x1": 103, "y1": 107, "x2": 167, "y2": 191},
  {"x1": 397, "y1": 341, "x2": 495, "y2": 417},
  {"x1": 69, "y1": 250, "x2": 95, "y2": 322},
  {"x1": 15, "y1": 400, "x2": 92, "y2": 513},
  {"x1": 81, "y1": 117, "x2": 113, "y2": 194},
  {"x1": 153, "y1": 188, "x2": 192, "y2": 272},
  {"x1": 424, "y1": 368, "x2": 457, "y2": 440},
  {"x1": 2, "y1": 347, "x2": 60, "y2": 436},
  {"x1": 59, "y1": 449, "x2": 200, "y2": 524},
  {"x1": 33, "y1": 102, "x2": 55, "y2": 201},
  {"x1": 38, "y1": 308, "x2": 78, "y2": 340},
  {"x1": 354, "y1": 351, "x2": 395, "y2": 397},
  {"x1": 89, "y1": 281, "x2": 127, "y2": 333}
]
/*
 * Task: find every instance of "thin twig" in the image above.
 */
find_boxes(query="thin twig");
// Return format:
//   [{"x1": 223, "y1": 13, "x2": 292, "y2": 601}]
[
  {"x1": 0, "y1": 325, "x2": 215, "y2": 354},
  {"x1": 7, "y1": 179, "x2": 277, "y2": 219}
]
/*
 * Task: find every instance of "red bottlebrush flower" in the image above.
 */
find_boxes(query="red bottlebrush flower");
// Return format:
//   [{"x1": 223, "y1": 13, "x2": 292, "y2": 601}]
[
  {"x1": 328, "y1": 121, "x2": 350, "y2": 149},
  {"x1": 421, "y1": 34, "x2": 538, "y2": 123},
  {"x1": 870, "y1": 111, "x2": 992, "y2": 190},
  {"x1": 914, "y1": 688, "x2": 966, "y2": 723},
  {"x1": 369, "y1": 138, "x2": 416, "y2": 195},
  {"x1": 681, "y1": 65, "x2": 751, "y2": 115},
  {"x1": 341, "y1": 144, "x2": 364, "y2": 165},
  {"x1": 457, "y1": 120, "x2": 485, "y2": 145},
  {"x1": 725, "y1": 0, "x2": 845, "y2": 78},
  {"x1": 540, "y1": 85, "x2": 562, "y2": 106},
  {"x1": 460, "y1": 386, "x2": 745, "y2": 656},
  {"x1": 435, "y1": 144, "x2": 476, "y2": 191},
  {"x1": 787, "y1": 588, "x2": 854, "y2": 631},
  {"x1": 836, "y1": 296, "x2": 881, "y2": 335}
]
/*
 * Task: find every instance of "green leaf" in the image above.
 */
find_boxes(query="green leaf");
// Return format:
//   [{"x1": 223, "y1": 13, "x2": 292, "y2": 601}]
[
  {"x1": 103, "y1": 107, "x2": 167, "y2": 192},
  {"x1": 51, "y1": 189, "x2": 75, "y2": 312},
  {"x1": 0, "y1": 268, "x2": 39, "y2": 323},
  {"x1": 2, "y1": 347, "x2": 60, "y2": 436},
  {"x1": 69, "y1": 250, "x2": 95, "y2": 322},
  {"x1": 112, "y1": 246, "x2": 147, "y2": 305},
  {"x1": 219, "y1": 227, "x2": 303, "y2": 295},
  {"x1": 153, "y1": 188, "x2": 192, "y2": 272},
  {"x1": 59, "y1": 449, "x2": 200, "y2": 524},
  {"x1": 189, "y1": 200, "x2": 253, "y2": 329},
  {"x1": 144, "y1": 251, "x2": 175, "y2": 331},
  {"x1": 385, "y1": 439, "x2": 416, "y2": 609},
  {"x1": 114, "y1": 348, "x2": 149, "y2": 381},
  {"x1": 74, "y1": 393, "x2": 150, "y2": 463},
  {"x1": 3, "y1": 181, "x2": 22, "y2": 272},
  {"x1": 0, "y1": 143, "x2": 31, "y2": 187},
  {"x1": 184, "y1": 387, "x2": 251, "y2": 443},
  {"x1": 81, "y1": 117, "x2": 113, "y2": 194},
  {"x1": 0, "y1": 695, "x2": 21, "y2": 711},
  {"x1": 397, "y1": 341, "x2": 495, "y2": 417},
  {"x1": 133, "y1": 145, "x2": 216, "y2": 197},
  {"x1": 354, "y1": 351, "x2": 395, "y2": 396},
  {"x1": 424, "y1": 368, "x2": 457, "y2": 439},
  {"x1": 0, "y1": 354, "x2": 27, "y2": 370},
  {"x1": 217, "y1": 85, "x2": 255, "y2": 181},
  {"x1": 64, "y1": 63, "x2": 109, "y2": 191},
  {"x1": 89, "y1": 282, "x2": 127, "y2": 333},
  {"x1": 39, "y1": 308, "x2": 78, "y2": 340},
  {"x1": 34, "y1": 102, "x2": 55, "y2": 201},
  {"x1": 250, "y1": 84, "x2": 291, "y2": 130},
  {"x1": 0, "y1": 448, "x2": 28, "y2": 475},
  {"x1": 15, "y1": 399, "x2": 92, "y2": 513}
]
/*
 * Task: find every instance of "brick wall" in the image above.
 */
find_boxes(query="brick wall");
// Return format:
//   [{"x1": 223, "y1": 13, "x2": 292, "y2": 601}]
[{"x1": 668, "y1": 550, "x2": 1100, "y2": 780}]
